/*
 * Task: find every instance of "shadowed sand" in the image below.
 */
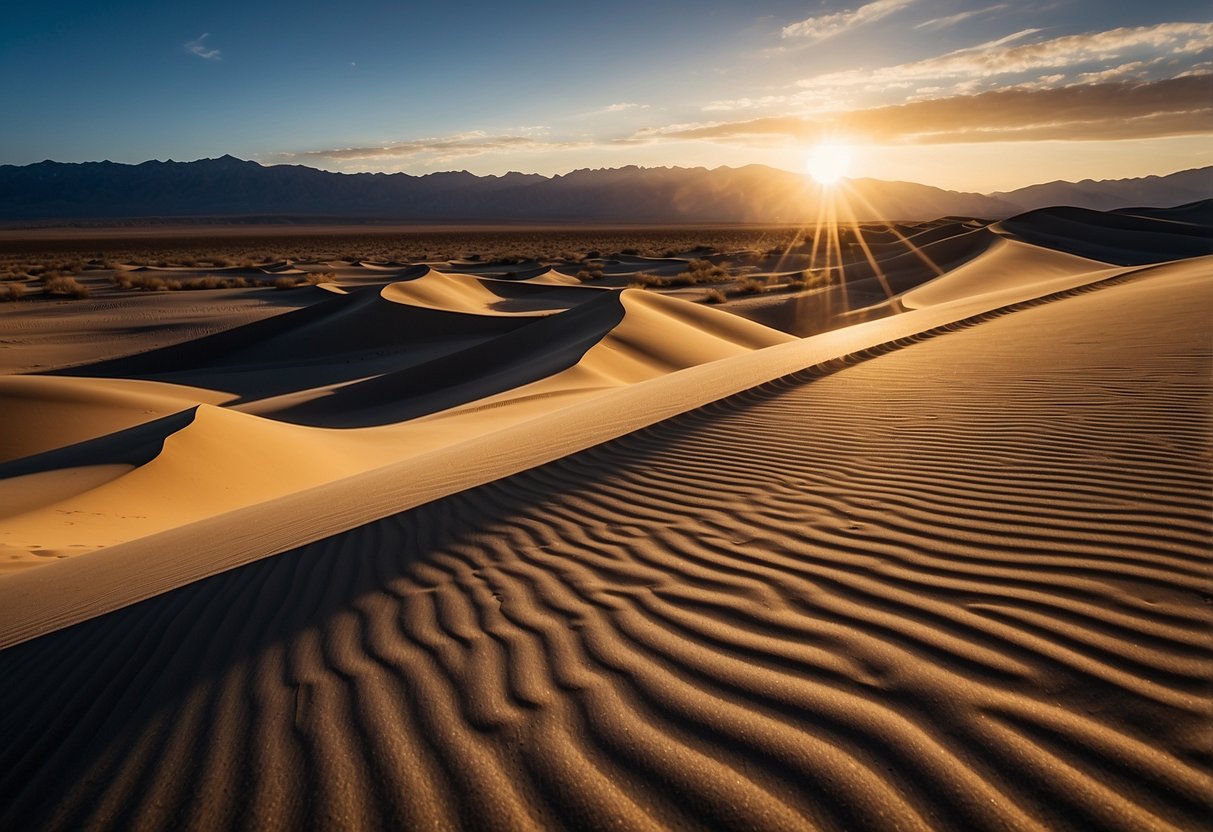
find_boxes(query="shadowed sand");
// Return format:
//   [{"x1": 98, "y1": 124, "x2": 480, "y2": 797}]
[{"x1": 0, "y1": 208, "x2": 1210, "y2": 830}]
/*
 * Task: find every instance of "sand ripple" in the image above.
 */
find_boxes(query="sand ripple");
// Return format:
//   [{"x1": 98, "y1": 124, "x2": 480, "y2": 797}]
[{"x1": 0, "y1": 268, "x2": 1209, "y2": 830}]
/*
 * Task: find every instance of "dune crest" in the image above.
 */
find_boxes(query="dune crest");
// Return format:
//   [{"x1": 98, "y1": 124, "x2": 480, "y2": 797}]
[{"x1": 1, "y1": 206, "x2": 1210, "y2": 831}]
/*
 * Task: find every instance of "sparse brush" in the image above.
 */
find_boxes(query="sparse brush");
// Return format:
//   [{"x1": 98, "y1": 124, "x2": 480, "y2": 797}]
[
  {"x1": 182, "y1": 276, "x2": 226, "y2": 290},
  {"x1": 304, "y1": 272, "x2": 336, "y2": 285},
  {"x1": 703, "y1": 288, "x2": 727, "y2": 304},
  {"x1": 127, "y1": 274, "x2": 168, "y2": 291},
  {"x1": 576, "y1": 268, "x2": 605, "y2": 282},
  {"x1": 4, "y1": 283, "x2": 26, "y2": 302},
  {"x1": 273, "y1": 276, "x2": 300, "y2": 290},
  {"x1": 729, "y1": 278, "x2": 769, "y2": 297},
  {"x1": 628, "y1": 272, "x2": 669, "y2": 289},
  {"x1": 43, "y1": 276, "x2": 90, "y2": 298}
]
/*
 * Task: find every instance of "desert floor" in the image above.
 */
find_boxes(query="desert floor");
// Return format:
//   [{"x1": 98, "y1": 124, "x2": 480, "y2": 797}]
[{"x1": 0, "y1": 204, "x2": 1210, "y2": 830}]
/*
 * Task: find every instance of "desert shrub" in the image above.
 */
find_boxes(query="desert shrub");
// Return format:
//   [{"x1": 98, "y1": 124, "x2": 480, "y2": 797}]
[
  {"x1": 4, "y1": 283, "x2": 26, "y2": 302},
  {"x1": 44, "y1": 276, "x2": 90, "y2": 298},
  {"x1": 182, "y1": 276, "x2": 226, "y2": 290},
  {"x1": 703, "y1": 288, "x2": 727, "y2": 304},
  {"x1": 273, "y1": 276, "x2": 300, "y2": 290},
  {"x1": 729, "y1": 278, "x2": 769, "y2": 297},
  {"x1": 126, "y1": 274, "x2": 168, "y2": 291},
  {"x1": 576, "y1": 267, "x2": 604, "y2": 282},
  {"x1": 627, "y1": 272, "x2": 670, "y2": 289},
  {"x1": 304, "y1": 272, "x2": 336, "y2": 285}
]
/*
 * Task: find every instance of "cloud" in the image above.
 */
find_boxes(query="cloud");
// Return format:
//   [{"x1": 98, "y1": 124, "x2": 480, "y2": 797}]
[
  {"x1": 797, "y1": 22, "x2": 1213, "y2": 88},
  {"x1": 273, "y1": 131, "x2": 592, "y2": 166},
  {"x1": 603, "y1": 102, "x2": 650, "y2": 112},
  {"x1": 781, "y1": 0, "x2": 915, "y2": 43},
  {"x1": 185, "y1": 33, "x2": 221, "y2": 61},
  {"x1": 913, "y1": 4, "x2": 1007, "y2": 31},
  {"x1": 629, "y1": 76, "x2": 1213, "y2": 146},
  {"x1": 702, "y1": 95, "x2": 790, "y2": 112}
]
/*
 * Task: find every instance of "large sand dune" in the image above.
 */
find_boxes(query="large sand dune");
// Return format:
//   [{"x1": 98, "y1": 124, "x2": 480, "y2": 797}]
[{"x1": 0, "y1": 207, "x2": 1209, "y2": 830}]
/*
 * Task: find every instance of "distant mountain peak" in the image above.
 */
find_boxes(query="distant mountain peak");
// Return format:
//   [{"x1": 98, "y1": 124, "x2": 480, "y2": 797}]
[{"x1": 0, "y1": 157, "x2": 1206, "y2": 223}]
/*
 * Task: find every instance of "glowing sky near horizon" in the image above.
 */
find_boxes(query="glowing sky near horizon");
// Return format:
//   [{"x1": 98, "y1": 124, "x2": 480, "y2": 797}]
[{"x1": 2, "y1": 0, "x2": 1210, "y2": 192}]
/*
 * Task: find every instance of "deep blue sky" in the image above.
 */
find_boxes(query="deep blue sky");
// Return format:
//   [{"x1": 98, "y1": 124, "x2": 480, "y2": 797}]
[{"x1": 3, "y1": 0, "x2": 1211, "y2": 190}]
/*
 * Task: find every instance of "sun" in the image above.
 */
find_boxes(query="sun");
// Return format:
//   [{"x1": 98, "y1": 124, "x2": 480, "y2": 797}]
[{"x1": 806, "y1": 143, "x2": 852, "y2": 186}]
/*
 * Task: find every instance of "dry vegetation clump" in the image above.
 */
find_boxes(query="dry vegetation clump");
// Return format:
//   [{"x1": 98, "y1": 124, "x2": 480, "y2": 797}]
[
  {"x1": 3, "y1": 283, "x2": 27, "y2": 302},
  {"x1": 730, "y1": 277, "x2": 770, "y2": 297},
  {"x1": 304, "y1": 272, "x2": 336, "y2": 285},
  {"x1": 113, "y1": 274, "x2": 168, "y2": 291},
  {"x1": 43, "y1": 275, "x2": 90, "y2": 298},
  {"x1": 273, "y1": 276, "x2": 301, "y2": 290},
  {"x1": 576, "y1": 267, "x2": 605, "y2": 282},
  {"x1": 703, "y1": 288, "x2": 727, "y2": 304},
  {"x1": 180, "y1": 275, "x2": 251, "y2": 290},
  {"x1": 668, "y1": 258, "x2": 733, "y2": 286},
  {"x1": 628, "y1": 272, "x2": 670, "y2": 289}
]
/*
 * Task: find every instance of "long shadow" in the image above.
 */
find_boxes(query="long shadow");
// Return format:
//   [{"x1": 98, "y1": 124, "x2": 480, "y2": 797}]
[{"x1": 0, "y1": 371, "x2": 805, "y2": 829}]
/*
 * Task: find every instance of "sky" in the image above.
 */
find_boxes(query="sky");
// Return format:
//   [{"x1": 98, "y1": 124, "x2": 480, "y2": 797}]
[{"x1": 2, "y1": 0, "x2": 1211, "y2": 192}]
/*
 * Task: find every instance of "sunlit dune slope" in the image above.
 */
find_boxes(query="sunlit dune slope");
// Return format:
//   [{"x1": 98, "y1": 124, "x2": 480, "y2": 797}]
[
  {"x1": 0, "y1": 256, "x2": 1207, "y2": 832},
  {"x1": 0, "y1": 289, "x2": 791, "y2": 565}
]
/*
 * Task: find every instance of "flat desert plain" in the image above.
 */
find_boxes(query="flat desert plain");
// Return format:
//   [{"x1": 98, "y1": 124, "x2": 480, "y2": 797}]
[{"x1": 0, "y1": 204, "x2": 1211, "y2": 830}]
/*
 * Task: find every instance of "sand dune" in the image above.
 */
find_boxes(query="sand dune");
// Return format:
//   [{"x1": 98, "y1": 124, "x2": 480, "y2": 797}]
[
  {"x1": 0, "y1": 375, "x2": 232, "y2": 463},
  {"x1": 0, "y1": 206, "x2": 1209, "y2": 830},
  {"x1": 996, "y1": 205, "x2": 1213, "y2": 265},
  {"x1": 0, "y1": 286, "x2": 793, "y2": 564},
  {"x1": 380, "y1": 268, "x2": 595, "y2": 316},
  {"x1": 0, "y1": 252, "x2": 1208, "y2": 831}
]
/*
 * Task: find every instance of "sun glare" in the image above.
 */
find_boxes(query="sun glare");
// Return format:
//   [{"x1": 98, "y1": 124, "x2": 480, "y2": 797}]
[{"x1": 807, "y1": 143, "x2": 852, "y2": 186}]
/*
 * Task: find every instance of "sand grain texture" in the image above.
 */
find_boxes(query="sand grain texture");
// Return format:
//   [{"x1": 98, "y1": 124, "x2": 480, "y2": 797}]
[{"x1": 0, "y1": 257, "x2": 1209, "y2": 830}]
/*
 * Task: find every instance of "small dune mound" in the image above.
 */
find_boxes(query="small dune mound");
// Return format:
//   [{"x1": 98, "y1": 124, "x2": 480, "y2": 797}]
[{"x1": 380, "y1": 267, "x2": 598, "y2": 315}]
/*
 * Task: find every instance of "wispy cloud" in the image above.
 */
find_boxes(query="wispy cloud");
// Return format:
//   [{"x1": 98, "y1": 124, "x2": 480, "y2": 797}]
[
  {"x1": 782, "y1": 0, "x2": 916, "y2": 43},
  {"x1": 629, "y1": 76, "x2": 1213, "y2": 146},
  {"x1": 603, "y1": 102, "x2": 650, "y2": 112},
  {"x1": 185, "y1": 33, "x2": 221, "y2": 61},
  {"x1": 272, "y1": 130, "x2": 591, "y2": 167},
  {"x1": 913, "y1": 3, "x2": 1008, "y2": 31},
  {"x1": 797, "y1": 22, "x2": 1213, "y2": 89}
]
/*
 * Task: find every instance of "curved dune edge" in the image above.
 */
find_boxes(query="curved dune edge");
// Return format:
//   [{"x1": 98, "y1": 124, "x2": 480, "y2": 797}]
[
  {"x1": 900, "y1": 238, "x2": 1114, "y2": 309},
  {"x1": 0, "y1": 291, "x2": 790, "y2": 563},
  {"x1": 0, "y1": 258, "x2": 1199, "y2": 647},
  {"x1": 0, "y1": 260, "x2": 1207, "y2": 831},
  {"x1": 379, "y1": 268, "x2": 594, "y2": 316},
  {"x1": 0, "y1": 375, "x2": 234, "y2": 464}
]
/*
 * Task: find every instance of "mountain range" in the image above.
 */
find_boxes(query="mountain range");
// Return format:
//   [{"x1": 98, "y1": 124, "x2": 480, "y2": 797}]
[{"x1": 1, "y1": 156, "x2": 1209, "y2": 224}]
